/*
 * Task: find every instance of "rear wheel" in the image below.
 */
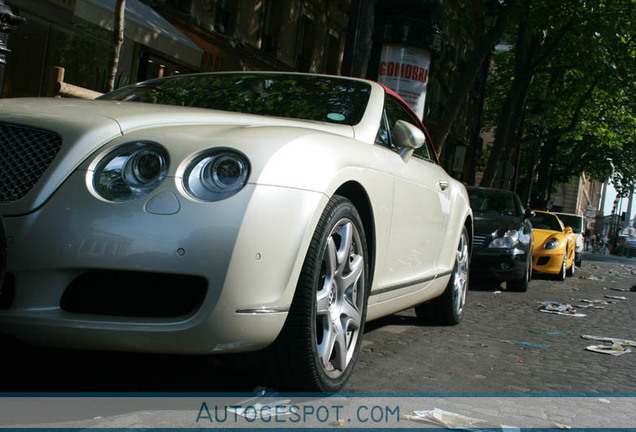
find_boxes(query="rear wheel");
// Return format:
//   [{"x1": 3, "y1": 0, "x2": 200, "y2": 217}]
[
  {"x1": 575, "y1": 253, "x2": 582, "y2": 268},
  {"x1": 566, "y1": 258, "x2": 575, "y2": 277},
  {"x1": 263, "y1": 195, "x2": 368, "y2": 392},
  {"x1": 415, "y1": 226, "x2": 469, "y2": 325}
]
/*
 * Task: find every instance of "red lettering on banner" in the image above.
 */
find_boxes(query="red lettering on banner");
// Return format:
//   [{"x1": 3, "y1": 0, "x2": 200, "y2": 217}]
[{"x1": 379, "y1": 61, "x2": 429, "y2": 83}]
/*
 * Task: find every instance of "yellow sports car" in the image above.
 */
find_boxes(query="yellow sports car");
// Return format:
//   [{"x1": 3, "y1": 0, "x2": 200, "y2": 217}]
[{"x1": 531, "y1": 210, "x2": 576, "y2": 280}]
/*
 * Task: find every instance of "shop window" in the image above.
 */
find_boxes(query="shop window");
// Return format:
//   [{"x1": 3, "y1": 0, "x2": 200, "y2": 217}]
[
  {"x1": 137, "y1": 49, "x2": 193, "y2": 82},
  {"x1": 325, "y1": 30, "x2": 341, "y2": 75},
  {"x1": 214, "y1": 0, "x2": 237, "y2": 35},
  {"x1": 261, "y1": 0, "x2": 282, "y2": 53},
  {"x1": 297, "y1": 13, "x2": 316, "y2": 72}
]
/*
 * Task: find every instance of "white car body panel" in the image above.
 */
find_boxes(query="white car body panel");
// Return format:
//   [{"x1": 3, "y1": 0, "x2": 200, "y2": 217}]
[{"x1": 0, "y1": 73, "x2": 472, "y2": 355}]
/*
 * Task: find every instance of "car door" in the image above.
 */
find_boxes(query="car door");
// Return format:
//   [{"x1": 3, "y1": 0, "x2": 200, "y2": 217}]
[{"x1": 373, "y1": 96, "x2": 450, "y2": 296}]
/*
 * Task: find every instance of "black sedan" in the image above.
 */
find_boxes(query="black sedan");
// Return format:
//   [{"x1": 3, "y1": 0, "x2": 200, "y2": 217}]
[{"x1": 467, "y1": 186, "x2": 534, "y2": 292}]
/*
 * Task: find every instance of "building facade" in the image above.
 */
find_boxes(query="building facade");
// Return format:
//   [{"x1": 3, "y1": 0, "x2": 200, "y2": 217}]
[
  {"x1": 150, "y1": 0, "x2": 350, "y2": 75},
  {"x1": 0, "y1": 0, "x2": 351, "y2": 99}
]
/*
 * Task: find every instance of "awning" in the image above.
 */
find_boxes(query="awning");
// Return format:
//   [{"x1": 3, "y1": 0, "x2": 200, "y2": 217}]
[{"x1": 74, "y1": 0, "x2": 203, "y2": 68}]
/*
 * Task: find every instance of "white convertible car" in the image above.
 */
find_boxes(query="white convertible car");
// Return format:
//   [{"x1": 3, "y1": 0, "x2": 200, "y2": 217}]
[{"x1": 0, "y1": 72, "x2": 471, "y2": 391}]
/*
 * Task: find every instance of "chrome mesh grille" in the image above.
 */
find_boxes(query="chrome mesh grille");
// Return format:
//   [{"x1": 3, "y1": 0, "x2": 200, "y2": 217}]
[{"x1": 0, "y1": 123, "x2": 62, "y2": 202}]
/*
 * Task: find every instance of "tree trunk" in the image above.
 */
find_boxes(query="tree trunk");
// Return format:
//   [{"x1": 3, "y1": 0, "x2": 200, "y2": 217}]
[
  {"x1": 107, "y1": 0, "x2": 126, "y2": 92},
  {"x1": 431, "y1": 2, "x2": 516, "y2": 156},
  {"x1": 531, "y1": 137, "x2": 558, "y2": 208},
  {"x1": 341, "y1": 0, "x2": 376, "y2": 78},
  {"x1": 479, "y1": 69, "x2": 533, "y2": 188}
]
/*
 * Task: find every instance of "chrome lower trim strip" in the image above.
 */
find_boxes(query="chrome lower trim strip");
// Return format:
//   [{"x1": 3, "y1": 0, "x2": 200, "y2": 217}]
[
  {"x1": 370, "y1": 270, "x2": 453, "y2": 297},
  {"x1": 235, "y1": 306, "x2": 290, "y2": 314}
]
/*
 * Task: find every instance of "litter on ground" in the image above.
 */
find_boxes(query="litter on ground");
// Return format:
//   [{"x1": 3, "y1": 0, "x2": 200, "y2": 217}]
[
  {"x1": 405, "y1": 407, "x2": 489, "y2": 430},
  {"x1": 585, "y1": 343, "x2": 632, "y2": 356},
  {"x1": 539, "y1": 301, "x2": 586, "y2": 317},
  {"x1": 581, "y1": 335, "x2": 636, "y2": 346},
  {"x1": 501, "y1": 340, "x2": 551, "y2": 349}
]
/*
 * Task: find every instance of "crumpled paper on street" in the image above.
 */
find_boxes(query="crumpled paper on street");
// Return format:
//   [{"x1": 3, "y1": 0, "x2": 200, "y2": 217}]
[
  {"x1": 406, "y1": 407, "x2": 519, "y2": 431},
  {"x1": 582, "y1": 335, "x2": 634, "y2": 356},
  {"x1": 539, "y1": 301, "x2": 586, "y2": 317},
  {"x1": 582, "y1": 335, "x2": 636, "y2": 347},
  {"x1": 585, "y1": 343, "x2": 632, "y2": 356}
]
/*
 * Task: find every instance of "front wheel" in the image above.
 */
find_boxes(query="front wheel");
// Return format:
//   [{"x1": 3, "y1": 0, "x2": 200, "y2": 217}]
[
  {"x1": 508, "y1": 256, "x2": 530, "y2": 292},
  {"x1": 263, "y1": 195, "x2": 369, "y2": 392},
  {"x1": 415, "y1": 225, "x2": 469, "y2": 325},
  {"x1": 555, "y1": 254, "x2": 567, "y2": 281}
]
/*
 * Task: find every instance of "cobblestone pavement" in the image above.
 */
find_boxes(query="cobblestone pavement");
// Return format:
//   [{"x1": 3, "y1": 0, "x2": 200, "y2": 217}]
[
  {"x1": 1, "y1": 253, "x2": 634, "y2": 428},
  {"x1": 347, "y1": 252, "x2": 636, "y2": 393}
]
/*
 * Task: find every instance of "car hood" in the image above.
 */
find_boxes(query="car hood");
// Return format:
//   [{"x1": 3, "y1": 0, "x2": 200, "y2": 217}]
[
  {"x1": 473, "y1": 213, "x2": 524, "y2": 236},
  {"x1": 0, "y1": 98, "x2": 354, "y2": 215},
  {"x1": 532, "y1": 228, "x2": 564, "y2": 249}
]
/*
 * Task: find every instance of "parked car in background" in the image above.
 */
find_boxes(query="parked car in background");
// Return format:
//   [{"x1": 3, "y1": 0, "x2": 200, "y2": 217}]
[
  {"x1": 553, "y1": 212, "x2": 584, "y2": 267},
  {"x1": 0, "y1": 72, "x2": 472, "y2": 392},
  {"x1": 531, "y1": 210, "x2": 576, "y2": 280},
  {"x1": 467, "y1": 186, "x2": 533, "y2": 292}
]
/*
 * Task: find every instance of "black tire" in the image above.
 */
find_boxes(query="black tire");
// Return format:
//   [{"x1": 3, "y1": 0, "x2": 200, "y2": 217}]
[
  {"x1": 508, "y1": 256, "x2": 530, "y2": 292},
  {"x1": 415, "y1": 225, "x2": 469, "y2": 325},
  {"x1": 575, "y1": 255, "x2": 582, "y2": 268},
  {"x1": 555, "y1": 254, "x2": 566, "y2": 281},
  {"x1": 566, "y1": 258, "x2": 575, "y2": 277},
  {"x1": 262, "y1": 195, "x2": 369, "y2": 392}
]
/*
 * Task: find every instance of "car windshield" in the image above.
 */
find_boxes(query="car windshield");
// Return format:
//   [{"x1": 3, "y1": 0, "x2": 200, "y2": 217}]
[
  {"x1": 532, "y1": 212, "x2": 564, "y2": 231},
  {"x1": 554, "y1": 213, "x2": 583, "y2": 233},
  {"x1": 99, "y1": 73, "x2": 372, "y2": 126},
  {"x1": 467, "y1": 188, "x2": 521, "y2": 217}
]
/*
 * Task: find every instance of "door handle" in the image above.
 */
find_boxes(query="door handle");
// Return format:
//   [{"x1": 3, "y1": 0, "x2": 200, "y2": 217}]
[{"x1": 437, "y1": 181, "x2": 449, "y2": 191}]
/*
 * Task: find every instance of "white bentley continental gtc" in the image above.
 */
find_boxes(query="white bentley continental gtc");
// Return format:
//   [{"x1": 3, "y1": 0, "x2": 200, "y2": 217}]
[{"x1": 0, "y1": 73, "x2": 472, "y2": 391}]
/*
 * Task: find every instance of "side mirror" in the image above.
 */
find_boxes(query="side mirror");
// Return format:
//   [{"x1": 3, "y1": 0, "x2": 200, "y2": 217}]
[
  {"x1": 393, "y1": 120, "x2": 425, "y2": 161},
  {"x1": 564, "y1": 227, "x2": 573, "y2": 235}
]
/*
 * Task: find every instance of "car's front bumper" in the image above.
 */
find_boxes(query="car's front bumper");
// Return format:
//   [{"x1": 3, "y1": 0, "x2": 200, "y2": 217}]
[
  {"x1": 0, "y1": 171, "x2": 325, "y2": 354},
  {"x1": 470, "y1": 248, "x2": 529, "y2": 282},
  {"x1": 532, "y1": 249, "x2": 566, "y2": 275}
]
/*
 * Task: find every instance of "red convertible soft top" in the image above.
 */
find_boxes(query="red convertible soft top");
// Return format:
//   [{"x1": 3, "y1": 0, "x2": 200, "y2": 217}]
[{"x1": 379, "y1": 83, "x2": 440, "y2": 165}]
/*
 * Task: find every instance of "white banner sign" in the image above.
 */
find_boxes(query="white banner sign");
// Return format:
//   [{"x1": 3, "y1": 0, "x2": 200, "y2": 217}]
[{"x1": 378, "y1": 44, "x2": 431, "y2": 119}]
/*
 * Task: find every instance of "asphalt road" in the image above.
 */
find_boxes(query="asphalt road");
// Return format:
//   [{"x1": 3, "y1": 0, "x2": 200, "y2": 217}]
[
  {"x1": 0, "y1": 252, "x2": 634, "y2": 394},
  {"x1": 348, "y1": 251, "x2": 636, "y2": 393},
  {"x1": 1, "y1": 252, "x2": 635, "y2": 428}
]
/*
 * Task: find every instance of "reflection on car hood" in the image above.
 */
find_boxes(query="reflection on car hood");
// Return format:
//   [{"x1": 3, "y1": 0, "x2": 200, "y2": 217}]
[
  {"x1": 532, "y1": 228, "x2": 563, "y2": 246},
  {"x1": 473, "y1": 213, "x2": 524, "y2": 235},
  {"x1": 0, "y1": 98, "x2": 355, "y2": 215}
]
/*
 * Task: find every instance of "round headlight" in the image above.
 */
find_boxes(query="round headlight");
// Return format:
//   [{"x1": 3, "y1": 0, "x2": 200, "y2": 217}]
[
  {"x1": 184, "y1": 150, "x2": 250, "y2": 201},
  {"x1": 93, "y1": 142, "x2": 168, "y2": 202},
  {"x1": 125, "y1": 150, "x2": 165, "y2": 186},
  {"x1": 488, "y1": 229, "x2": 519, "y2": 249},
  {"x1": 544, "y1": 237, "x2": 560, "y2": 250}
]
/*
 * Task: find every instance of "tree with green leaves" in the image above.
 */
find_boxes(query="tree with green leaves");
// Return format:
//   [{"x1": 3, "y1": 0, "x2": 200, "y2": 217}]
[{"x1": 480, "y1": 0, "x2": 636, "y2": 208}]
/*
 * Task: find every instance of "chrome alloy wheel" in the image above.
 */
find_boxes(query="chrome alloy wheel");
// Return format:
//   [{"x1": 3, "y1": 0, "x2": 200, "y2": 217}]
[
  {"x1": 315, "y1": 218, "x2": 365, "y2": 378},
  {"x1": 453, "y1": 229, "x2": 469, "y2": 317}
]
